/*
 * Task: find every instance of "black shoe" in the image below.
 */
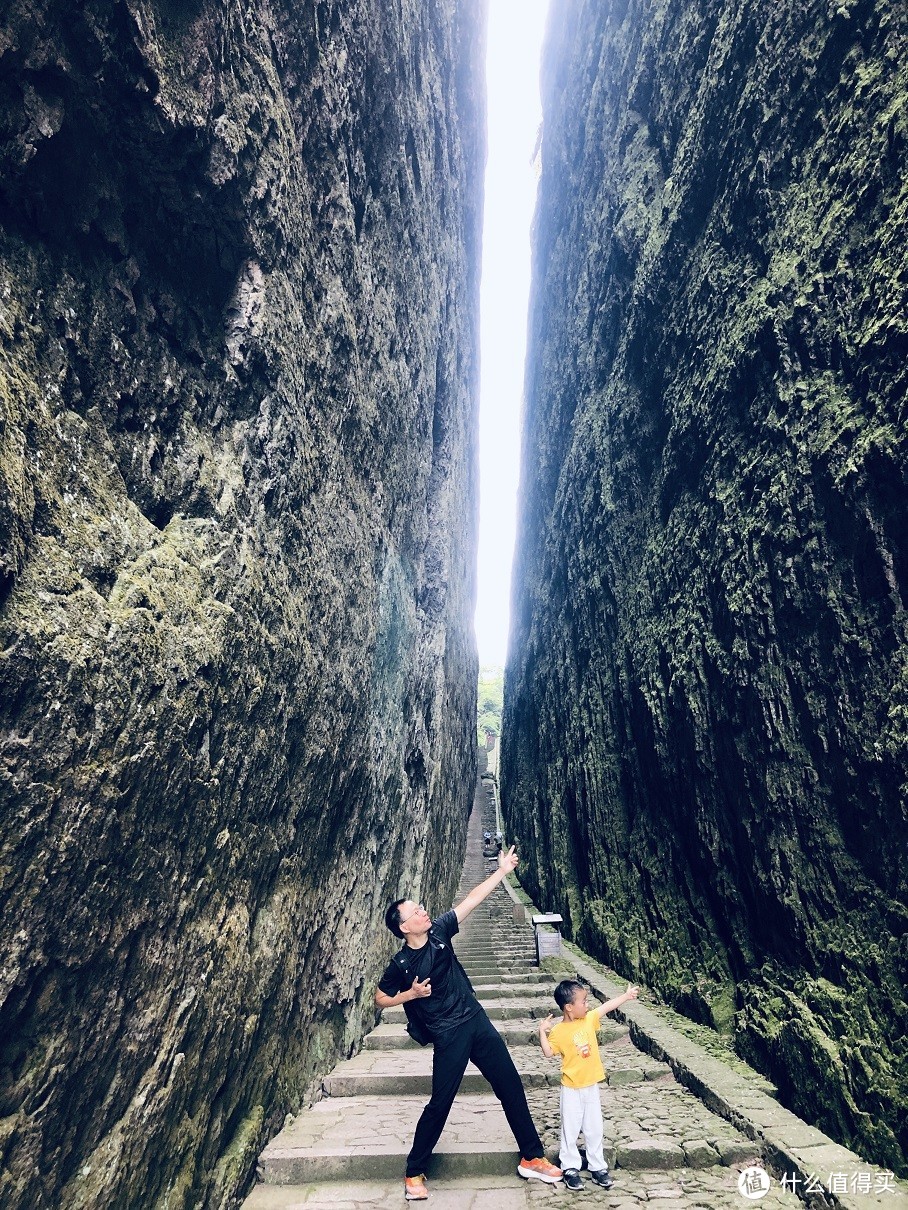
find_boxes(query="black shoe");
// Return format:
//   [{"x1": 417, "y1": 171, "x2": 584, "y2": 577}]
[
  {"x1": 589, "y1": 1169, "x2": 614, "y2": 1189},
  {"x1": 563, "y1": 1169, "x2": 584, "y2": 1191}
]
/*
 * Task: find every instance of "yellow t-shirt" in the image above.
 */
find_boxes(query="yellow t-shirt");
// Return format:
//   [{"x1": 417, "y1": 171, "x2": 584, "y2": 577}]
[{"x1": 547, "y1": 1009, "x2": 605, "y2": 1088}]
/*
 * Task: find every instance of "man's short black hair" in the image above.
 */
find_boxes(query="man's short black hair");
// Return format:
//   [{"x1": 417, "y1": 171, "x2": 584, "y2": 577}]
[
  {"x1": 554, "y1": 979, "x2": 586, "y2": 1009},
  {"x1": 385, "y1": 898, "x2": 407, "y2": 938}
]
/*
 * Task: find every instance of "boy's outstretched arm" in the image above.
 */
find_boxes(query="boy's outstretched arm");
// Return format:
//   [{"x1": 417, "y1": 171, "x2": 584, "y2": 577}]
[
  {"x1": 453, "y1": 846, "x2": 518, "y2": 923},
  {"x1": 595, "y1": 983, "x2": 639, "y2": 1018}
]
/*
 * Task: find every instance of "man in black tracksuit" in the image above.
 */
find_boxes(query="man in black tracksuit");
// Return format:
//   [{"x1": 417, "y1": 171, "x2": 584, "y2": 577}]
[{"x1": 376, "y1": 846, "x2": 563, "y2": 1201}]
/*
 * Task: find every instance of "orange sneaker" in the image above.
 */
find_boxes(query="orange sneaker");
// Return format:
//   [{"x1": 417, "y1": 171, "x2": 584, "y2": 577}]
[
  {"x1": 405, "y1": 1174, "x2": 428, "y2": 1200},
  {"x1": 518, "y1": 1156, "x2": 563, "y2": 1183}
]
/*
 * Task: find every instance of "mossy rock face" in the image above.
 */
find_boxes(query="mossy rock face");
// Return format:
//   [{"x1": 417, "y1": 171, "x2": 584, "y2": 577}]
[
  {"x1": 504, "y1": 0, "x2": 908, "y2": 1175},
  {"x1": 0, "y1": 3, "x2": 484, "y2": 1207}
]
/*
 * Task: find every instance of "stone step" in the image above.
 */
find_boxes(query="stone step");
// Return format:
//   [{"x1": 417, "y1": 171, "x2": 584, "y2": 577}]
[
  {"x1": 462, "y1": 939, "x2": 533, "y2": 947},
  {"x1": 463, "y1": 983, "x2": 553, "y2": 998},
  {"x1": 382, "y1": 998, "x2": 552, "y2": 1024},
  {"x1": 324, "y1": 1055, "x2": 559, "y2": 1103},
  {"x1": 464, "y1": 954, "x2": 534, "y2": 959},
  {"x1": 471, "y1": 945, "x2": 534, "y2": 952},
  {"x1": 471, "y1": 937, "x2": 533, "y2": 944},
  {"x1": 256, "y1": 1095, "x2": 557, "y2": 1184},
  {"x1": 242, "y1": 1166, "x2": 799, "y2": 1210},
  {"x1": 460, "y1": 946, "x2": 529, "y2": 955},
  {"x1": 459, "y1": 936, "x2": 530, "y2": 944},
  {"x1": 470, "y1": 969, "x2": 540, "y2": 978},
  {"x1": 242, "y1": 1174, "x2": 553, "y2": 1209},
  {"x1": 363, "y1": 1022, "x2": 548, "y2": 1050},
  {"x1": 363, "y1": 1020, "x2": 629, "y2": 1050},
  {"x1": 466, "y1": 983, "x2": 552, "y2": 998},
  {"x1": 462, "y1": 965, "x2": 535, "y2": 976},
  {"x1": 323, "y1": 1043, "x2": 651, "y2": 1097},
  {"x1": 462, "y1": 957, "x2": 535, "y2": 966},
  {"x1": 324, "y1": 1068, "x2": 557, "y2": 1098},
  {"x1": 323, "y1": 1071, "x2": 557, "y2": 1097},
  {"x1": 462, "y1": 938, "x2": 532, "y2": 948},
  {"x1": 470, "y1": 974, "x2": 550, "y2": 987},
  {"x1": 254, "y1": 1090, "x2": 753, "y2": 1187}
]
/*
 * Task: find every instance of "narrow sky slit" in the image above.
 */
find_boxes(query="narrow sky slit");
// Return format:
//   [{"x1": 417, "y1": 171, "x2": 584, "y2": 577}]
[{"x1": 475, "y1": 0, "x2": 550, "y2": 669}]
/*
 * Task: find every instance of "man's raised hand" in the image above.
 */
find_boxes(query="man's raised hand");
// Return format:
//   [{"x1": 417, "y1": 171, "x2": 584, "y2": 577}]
[
  {"x1": 498, "y1": 845, "x2": 518, "y2": 874},
  {"x1": 454, "y1": 845, "x2": 520, "y2": 923},
  {"x1": 411, "y1": 976, "x2": 432, "y2": 999}
]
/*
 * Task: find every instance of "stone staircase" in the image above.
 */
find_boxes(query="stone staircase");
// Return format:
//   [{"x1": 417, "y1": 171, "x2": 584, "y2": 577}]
[{"x1": 240, "y1": 776, "x2": 898, "y2": 1208}]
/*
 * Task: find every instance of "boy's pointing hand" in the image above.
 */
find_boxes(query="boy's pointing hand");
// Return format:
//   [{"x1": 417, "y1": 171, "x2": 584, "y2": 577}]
[{"x1": 411, "y1": 977, "x2": 432, "y2": 998}]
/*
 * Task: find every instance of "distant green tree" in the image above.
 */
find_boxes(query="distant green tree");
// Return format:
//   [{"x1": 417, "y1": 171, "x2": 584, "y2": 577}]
[{"x1": 477, "y1": 666, "x2": 504, "y2": 744}]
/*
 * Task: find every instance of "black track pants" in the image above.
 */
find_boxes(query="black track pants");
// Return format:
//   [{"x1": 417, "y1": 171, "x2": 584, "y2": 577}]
[{"x1": 405, "y1": 1009, "x2": 544, "y2": 1176}]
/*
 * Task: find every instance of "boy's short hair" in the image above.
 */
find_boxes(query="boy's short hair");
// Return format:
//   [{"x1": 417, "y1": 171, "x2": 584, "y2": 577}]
[
  {"x1": 385, "y1": 898, "x2": 407, "y2": 938},
  {"x1": 554, "y1": 979, "x2": 586, "y2": 1009}
]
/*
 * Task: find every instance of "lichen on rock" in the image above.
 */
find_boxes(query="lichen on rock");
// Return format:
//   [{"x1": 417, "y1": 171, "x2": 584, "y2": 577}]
[
  {"x1": 504, "y1": 0, "x2": 908, "y2": 1173},
  {"x1": 0, "y1": 1, "x2": 484, "y2": 1206}
]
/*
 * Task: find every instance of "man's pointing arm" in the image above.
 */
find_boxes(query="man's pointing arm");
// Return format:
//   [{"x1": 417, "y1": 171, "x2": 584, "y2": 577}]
[{"x1": 453, "y1": 845, "x2": 519, "y2": 924}]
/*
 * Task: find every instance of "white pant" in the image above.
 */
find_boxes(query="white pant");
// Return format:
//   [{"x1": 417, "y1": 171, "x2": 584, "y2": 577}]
[{"x1": 559, "y1": 1084, "x2": 606, "y2": 1172}]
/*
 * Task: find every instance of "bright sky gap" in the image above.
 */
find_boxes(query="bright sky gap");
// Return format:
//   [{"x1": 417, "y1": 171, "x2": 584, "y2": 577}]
[{"x1": 474, "y1": 0, "x2": 550, "y2": 669}]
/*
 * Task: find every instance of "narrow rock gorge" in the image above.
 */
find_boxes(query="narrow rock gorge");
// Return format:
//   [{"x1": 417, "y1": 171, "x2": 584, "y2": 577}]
[
  {"x1": 0, "y1": 2, "x2": 483, "y2": 1206},
  {"x1": 504, "y1": 0, "x2": 907, "y2": 1174}
]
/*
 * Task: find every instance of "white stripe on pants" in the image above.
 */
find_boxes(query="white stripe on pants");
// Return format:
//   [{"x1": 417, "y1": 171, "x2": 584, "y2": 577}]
[{"x1": 559, "y1": 1083, "x2": 606, "y2": 1172}]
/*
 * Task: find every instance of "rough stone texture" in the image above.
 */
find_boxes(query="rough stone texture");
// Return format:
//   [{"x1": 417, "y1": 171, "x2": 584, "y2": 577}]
[
  {"x1": 503, "y1": 0, "x2": 907, "y2": 1177},
  {"x1": 241, "y1": 1168, "x2": 804, "y2": 1210},
  {"x1": 0, "y1": 2, "x2": 484, "y2": 1207}
]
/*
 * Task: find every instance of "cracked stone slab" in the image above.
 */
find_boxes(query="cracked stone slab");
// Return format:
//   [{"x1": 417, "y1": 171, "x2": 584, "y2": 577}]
[{"x1": 617, "y1": 1139, "x2": 687, "y2": 1169}]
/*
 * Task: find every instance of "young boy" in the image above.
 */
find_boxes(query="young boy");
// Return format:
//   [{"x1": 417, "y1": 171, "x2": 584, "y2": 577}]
[{"x1": 540, "y1": 979, "x2": 639, "y2": 1191}]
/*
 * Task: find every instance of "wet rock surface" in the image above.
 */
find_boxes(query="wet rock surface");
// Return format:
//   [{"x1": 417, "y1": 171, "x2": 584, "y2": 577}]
[
  {"x1": 504, "y1": 0, "x2": 908, "y2": 1175},
  {"x1": 0, "y1": 2, "x2": 483, "y2": 1207}
]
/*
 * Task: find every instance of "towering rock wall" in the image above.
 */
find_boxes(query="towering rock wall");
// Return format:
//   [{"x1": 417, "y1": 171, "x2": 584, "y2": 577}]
[
  {"x1": 0, "y1": 2, "x2": 484, "y2": 1206},
  {"x1": 504, "y1": 0, "x2": 907, "y2": 1171}
]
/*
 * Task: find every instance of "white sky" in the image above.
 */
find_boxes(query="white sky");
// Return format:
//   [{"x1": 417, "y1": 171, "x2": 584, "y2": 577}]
[{"x1": 474, "y1": 0, "x2": 550, "y2": 669}]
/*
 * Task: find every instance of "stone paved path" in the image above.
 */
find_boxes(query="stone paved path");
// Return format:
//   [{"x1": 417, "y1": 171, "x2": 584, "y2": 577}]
[{"x1": 242, "y1": 770, "x2": 906, "y2": 1209}]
